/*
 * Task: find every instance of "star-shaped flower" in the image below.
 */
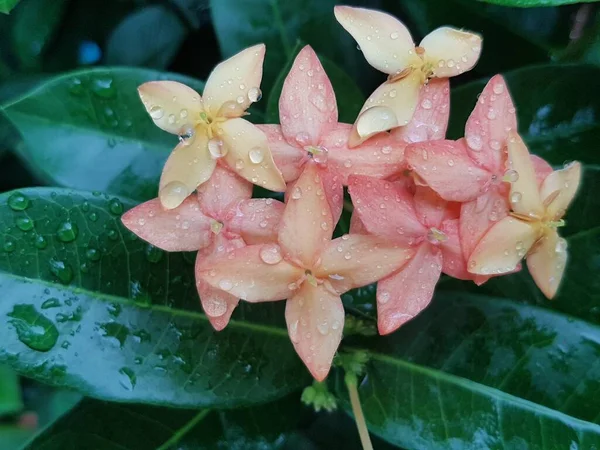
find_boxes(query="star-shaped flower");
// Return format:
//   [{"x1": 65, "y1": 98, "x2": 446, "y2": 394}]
[
  {"x1": 349, "y1": 177, "x2": 469, "y2": 334},
  {"x1": 122, "y1": 166, "x2": 285, "y2": 330},
  {"x1": 468, "y1": 132, "x2": 581, "y2": 298},
  {"x1": 334, "y1": 5, "x2": 482, "y2": 146},
  {"x1": 138, "y1": 44, "x2": 285, "y2": 209},
  {"x1": 196, "y1": 163, "x2": 413, "y2": 380}
]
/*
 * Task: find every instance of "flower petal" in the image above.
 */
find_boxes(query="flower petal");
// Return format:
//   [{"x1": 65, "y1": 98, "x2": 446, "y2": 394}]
[
  {"x1": 203, "y1": 44, "x2": 265, "y2": 113},
  {"x1": 196, "y1": 165, "x2": 252, "y2": 221},
  {"x1": 349, "y1": 212, "x2": 369, "y2": 234},
  {"x1": 121, "y1": 197, "x2": 212, "y2": 251},
  {"x1": 228, "y1": 198, "x2": 285, "y2": 244},
  {"x1": 413, "y1": 186, "x2": 448, "y2": 229},
  {"x1": 220, "y1": 118, "x2": 286, "y2": 191},
  {"x1": 527, "y1": 230, "x2": 567, "y2": 299},
  {"x1": 405, "y1": 139, "x2": 491, "y2": 202},
  {"x1": 197, "y1": 244, "x2": 303, "y2": 302},
  {"x1": 324, "y1": 124, "x2": 406, "y2": 182},
  {"x1": 439, "y1": 219, "x2": 471, "y2": 279},
  {"x1": 377, "y1": 243, "x2": 442, "y2": 335},
  {"x1": 315, "y1": 234, "x2": 414, "y2": 293},
  {"x1": 348, "y1": 176, "x2": 425, "y2": 244},
  {"x1": 540, "y1": 161, "x2": 582, "y2": 220},
  {"x1": 279, "y1": 163, "x2": 333, "y2": 268},
  {"x1": 459, "y1": 189, "x2": 509, "y2": 261},
  {"x1": 391, "y1": 78, "x2": 450, "y2": 144},
  {"x1": 279, "y1": 46, "x2": 337, "y2": 146},
  {"x1": 159, "y1": 135, "x2": 216, "y2": 209},
  {"x1": 195, "y1": 237, "x2": 244, "y2": 331},
  {"x1": 421, "y1": 27, "x2": 482, "y2": 78},
  {"x1": 334, "y1": 6, "x2": 416, "y2": 75},
  {"x1": 257, "y1": 124, "x2": 306, "y2": 182},
  {"x1": 350, "y1": 73, "x2": 421, "y2": 146},
  {"x1": 468, "y1": 216, "x2": 539, "y2": 275},
  {"x1": 531, "y1": 155, "x2": 554, "y2": 187},
  {"x1": 506, "y1": 132, "x2": 544, "y2": 217},
  {"x1": 464, "y1": 75, "x2": 516, "y2": 173},
  {"x1": 138, "y1": 81, "x2": 203, "y2": 134},
  {"x1": 321, "y1": 168, "x2": 344, "y2": 224},
  {"x1": 285, "y1": 283, "x2": 344, "y2": 381}
]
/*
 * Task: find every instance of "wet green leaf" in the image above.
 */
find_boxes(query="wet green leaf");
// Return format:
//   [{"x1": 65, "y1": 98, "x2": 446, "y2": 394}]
[
  {"x1": 266, "y1": 43, "x2": 364, "y2": 124},
  {"x1": 337, "y1": 293, "x2": 600, "y2": 449},
  {"x1": 0, "y1": 188, "x2": 308, "y2": 408},
  {"x1": 475, "y1": 0, "x2": 599, "y2": 6},
  {"x1": 0, "y1": 0, "x2": 20, "y2": 14},
  {"x1": 0, "y1": 365, "x2": 22, "y2": 416},
  {"x1": 2, "y1": 68, "x2": 205, "y2": 202}
]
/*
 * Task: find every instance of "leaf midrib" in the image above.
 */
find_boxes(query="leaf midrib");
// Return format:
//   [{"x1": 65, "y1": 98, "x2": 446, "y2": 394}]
[{"x1": 0, "y1": 271, "x2": 289, "y2": 338}]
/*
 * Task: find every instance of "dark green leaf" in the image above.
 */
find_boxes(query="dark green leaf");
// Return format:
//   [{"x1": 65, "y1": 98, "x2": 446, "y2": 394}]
[
  {"x1": 0, "y1": 0, "x2": 19, "y2": 14},
  {"x1": 475, "y1": 0, "x2": 599, "y2": 6},
  {"x1": 0, "y1": 188, "x2": 308, "y2": 407},
  {"x1": 337, "y1": 293, "x2": 600, "y2": 449},
  {"x1": 266, "y1": 43, "x2": 364, "y2": 124},
  {"x1": 2, "y1": 68, "x2": 205, "y2": 202},
  {"x1": 0, "y1": 427, "x2": 34, "y2": 450},
  {"x1": 0, "y1": 365, "x2": 22, "y2": 416}
]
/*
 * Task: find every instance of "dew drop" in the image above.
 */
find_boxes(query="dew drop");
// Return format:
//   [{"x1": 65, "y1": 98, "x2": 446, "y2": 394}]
[
  {"x1": 466, "y1": 134, "x2": 483, "y2": 151},
  {"x1": 379, "y1": 291, "x2": 390, "y2": 304},
  {"x1": 56, "y1": 222, "x2": 78, "y2": 242},
  {"x1": 493, "y1": 83, "x2": 505, "y2": 95},
  {"x1": 389, "y1": 89, "x2": 397, "y2": 98},
  {"x1": 249, "y1": 147, "x2": 264, "y2": 164},
  {"x1": 8, "y1": 304, "x2": 59, "y2": 352},
  {"x1": 390, "y1": 31, "x2": 399, "y2": 40},
  {"x1": 295, "y1": 132, "x2": 310, "y2": 146},
  {"x1": 317, "y1": 321, "x2": 329, "y2": 335},
  {"x1": 555, "y1": 237, "x2": 567, "y2": 254},
  {"x1": 205, "y1": 298, "x2": 228, "y2": 317},
  {"x1": 108, "y1": 198, "x2": 123, "y2": 215},
  {"x1": 218, "y1": 279, "x2": 233, "y2": 291},
  {"x1": 235, "y1": 159, "x2": 244, "y2": 170},
  {"x1": 381, "y1": 145, "x2": 392, "y2": 154},
  {"x1": 86, "y1": 248, "x2": 101, "y2": 261},
  {"x1": 259, "y1": 244, "x2": 282, "y2": 265},
  {"x1": 208, "y1": 139, "x2": 227, "y2": 159},
  {"x1": 421, "y1": 99, "x2": 433, "y2": 110},
  {"x1": 149, "y1": 106, "x2": 164, "y2": 120},
  {"x1": 510, "y1": 192, "x2": 522, "y2": 204},
  {"x1": 504, "y1": 169, "x2": 519, "y2": 182},
  {"x1": 8, "y1": 192, "x2": 30, "y2": 211},
  {"x1": 289, "y1": 320, "x2": 300, "y2": 343},
  {"x1": 16, "y1": 217, "x2": 34, "y2": 231},
  {"x1": 34, "y1": 235, "x2": 47, "y2": 249},
  {"x1": 247, "y1": 87, "x2": 262, "y2": 103},
  {"x1": 49, "y1": 259, "x2": 74, "y2": 284},
  {"x1": 291, "y1": 187, "x2": 303, "y2": 199},
  {"x1": 3, "y1": 239, "x2": 15, "y2": 253},
  {"x1": 490, "y1": 140, "x2": 502, "y2": 151}
]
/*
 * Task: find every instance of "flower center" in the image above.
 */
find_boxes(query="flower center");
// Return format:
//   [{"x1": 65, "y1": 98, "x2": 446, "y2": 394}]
[
  {"x1": 426, "y1": 227, "x2": 448, "y2": 245},
  {"x1": 305, "y1": 146, "x2": 329, "y2": 165},
  {"x1": 210, "y1": 220, "x2": 224, "y2": 234},
  {"x1": 304, "y1": 269, "x2": 318, "y2": 287}
]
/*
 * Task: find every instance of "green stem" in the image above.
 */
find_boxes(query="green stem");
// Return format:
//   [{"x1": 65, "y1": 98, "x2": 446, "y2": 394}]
[{"x1": 345, "y1": 374, "x2": 373, "y2": 450}]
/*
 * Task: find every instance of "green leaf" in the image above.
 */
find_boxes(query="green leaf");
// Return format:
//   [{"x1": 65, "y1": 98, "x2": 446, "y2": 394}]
[
  {"x1": 475, "y1": 0, "x2": 599, "y2": 6},
  {"x1": 210, "y1": 0, "x2": 375, "y2": 93},
  {"x1": 337, "y1": 293, "x2": 600, "y2": 449},
  {"x1": 23, "y1": 394, "x2": 311, "y2": 449},
  {"x1": 2, "y1": 68, "x2": 205, "y2": 202},
  {"x1": 0, "y1": 365, "x2": 22, "y2": 416},
  {"x1": 0, "y1": 0, "x2": 20, "y2": 14},
  {"x1": 0, "y1": 188, "x2": 309, "y2": 408},
  {"x1": 266, "y1": 43, "x2": 364, "y2": 124}
]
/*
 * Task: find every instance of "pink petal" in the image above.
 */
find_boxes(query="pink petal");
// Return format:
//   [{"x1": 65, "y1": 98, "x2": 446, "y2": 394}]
[
  {"x1": 197, "y1": 244, "x2": 303, "y2": 302},
  {"x1": 196, "y1": 165, "x2": 252, "y2": 221},
  {"x1": 285, "y1": 283, "x2": 344, "y2": 381},
  {"x1": 391, "y1": 78, "x2": 450, "y2": 144},
  {"x1": 439, "y1": 219, "x2": 471, "y2": 279},
  {"x1": 413, "y1": 186, "x2": 448, "y2": 229},
  {"x1": 464, "y1": 75, "x2": 516, "y2": 173},
  {"x1": 540, "y1": 161, "x2": 582, "y2": 220},
  {"x1": 506, "y1": 132, "x2": 544, "y2": 217},
  {"x1": 527, "y1": 230, "x2": 567, "y2": 299},
  {"x1": 228, "y1": 198, "x2": 285, "y2": 244},
  {"x1": 468, "y1": 216, "x2": 539, "y2": 275},
  {"x1": 137, "y1": 81, "x2": 203, "y2": 135},
  {"x1": 348, "y1": 176, "x2": 426, "y2": 244},
  {"x1": 279, "y1": 163, "x2": 333, "y2": 268},
  {"x1": 459, "y1": 188, "x2": 509, "y2": 261},
  {"x1": 203, "y1": 44, "x2": 265, "y2": 112},
  {"x1": 195, "y1": 236, "x2": 244, "y2": 331},
  {"x1": 256, "y1": 124, "x2": 306, "y2": 182},
  {"x1": 279, "y1": 46, "x2": 337, "y2": 146},
  {"x1": 324, "y1": 124, "x2": 406, "y2": 183},
  {"x1": 377, "y1": 243, "x2": 442, "y2": 335},
  {"x1": 122, "y1": 197, "x2": 212, "y2": 252},
  {"x1": 321, "y1": 168, "x2": 344, "y2": 225},
  {"x1": 420, "y1": 27, "x2": 482, "y2": 78},
  {"x1": 334, "y1": 6, "x2": 416, "y2": 75},
  {"x1": 405, "y1": 140, "x2": 491, "y2": 202},
  {"x1": 349, "y1": 212, "x2": 368, "y2": 234},
  {"x1": 315, "y1": 234, "x2": 414, "y2": 294},
  {"x1": 531, "y1": 155, "x2": 553, "y2": 187}
]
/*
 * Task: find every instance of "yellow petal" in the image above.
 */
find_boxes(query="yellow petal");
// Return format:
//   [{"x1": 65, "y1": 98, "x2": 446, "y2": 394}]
[
  {"x1": 468, "y1": 216, "x2": 539, "y2": 275},
  {"x1": 334, "y1": 6, "x2": 417, "y2": 75},
  {"x1": 159, "y1": 132, "x2": 216, "y2": 209},
  {"x1": 203, "y1": 44, "x2": 265, "y2": 114},
  {"x1": 506, "y1": 132, "x2": 544, "y2": 218},
  {"x1": 540, "y1": 162, "x2": 582, "y2": 220},
  {"x1": 350, "y1": 72, "x2": 421, "y2": 146},
  {"x1": 138, "y1": 81, "x2": 203, "y2": 134},
  {"x1": 420, "y1": 27, "x2": 482, "y2": 78},
  {"x1": 526, "y1": 230, "x2": 567, "y2": 299},
  {"x1": 219, "y1": 118, "x2": 286, "y2": 191}
]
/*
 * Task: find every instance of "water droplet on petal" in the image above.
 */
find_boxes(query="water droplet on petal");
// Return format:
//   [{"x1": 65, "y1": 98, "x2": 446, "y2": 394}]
[
  {"x1": 259, "y1": 244, "x2": 282, "y2": 265},
  {"x1": 218, "y1": 279, "x2": 233, "y2": 291},
  {"x1": 291, "y1": 187, "x2": 302, "y2": 199},
  {"x1": 493, "y1": 83, "x2": 505, "y2": 95},
  {"x1": 317, "y1": 321, "x2": 329, "y2": 335},
  {"x1": 248, "y1": 87, "x2": 262, "y2": 103},
  {"x1": 149, "y1": 106, "x2": 164, "y2": 120},
  {"x1": 159, "y1": 181, "x2": 190, "y2": 209},
  {"x1": 421, "y1": 99, "x2": 432, "y2": 110},
  {"x1": 205, "y1": 298, "x2": 227, "y2": 317},
  {"x1": 249, "y1": 147, "x2": 264, "y2": 164},
  {"x1": 490, "y1": 140, "x2": 502, "y2": 151},
  {"x1": 208, "y1": 139, "x2": 227, "y2": 158},
  {"x1": 295, "y1": 132, "x2": 310, "y2": 146},
  {"x1": 555, "y1": 237, "x2": 567, "y2": 254},
  {"x1": 504, "y1": 169, "x2": 519, "y2": 182},
  {"x1": 390, "y1": 31, "x2": 399, "y2": 40},
  {"x1": 466, "y1": 134, "x2": 483, "y2": 151},
  {"x1": 289, "y1": 320, "x2": 300, "y2": 343},
  {"x1": 510, "y1": 192, "x2": 522, "y2": 204},
  {"x1": 379, "y1": 291, "x2": 390, "y2": 304}
]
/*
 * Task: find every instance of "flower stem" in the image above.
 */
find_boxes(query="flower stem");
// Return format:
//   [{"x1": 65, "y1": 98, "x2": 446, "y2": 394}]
[{"x1": 345, "y1": 373, "x2": 373, "y2": 450}]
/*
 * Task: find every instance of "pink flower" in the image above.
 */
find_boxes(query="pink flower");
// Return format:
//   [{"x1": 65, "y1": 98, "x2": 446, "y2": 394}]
[
  {"x1": 258, "y1": 45, "x2": 407, "y2": 222},
  {"x1": 138, "y1": 45, "x2": 285, "y2": 210},
  {"x1": 405, "y1": 75, "x2": 553, "y2": 273},
  {"x1": 468, "y1": 132, "x2": 581, "y2": 299},
  {"x1": 121, "y1": 167, "x2": 285, "y2": 330},
  {"x1": 334, "y1": 5, "x2": 481, "y2": 146},
  {"x1": 349, "y1": 176, "x2": 469, "y2": 335},
  {"x1": 196, "y1": 163, "x2": 413, "y2": 380}
]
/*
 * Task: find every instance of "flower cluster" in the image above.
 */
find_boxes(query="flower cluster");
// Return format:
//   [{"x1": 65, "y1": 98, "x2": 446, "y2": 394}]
[{"x1": 122, "y1": 5, "x2": 581, "y2": 381}]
